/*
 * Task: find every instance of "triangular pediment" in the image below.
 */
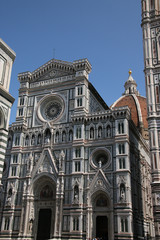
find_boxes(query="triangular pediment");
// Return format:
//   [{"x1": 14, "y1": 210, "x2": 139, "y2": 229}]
[
  {"x1": 38, "y1": 69, "x2": 73, "y2": 81},
  {"x1": 18, "y1": 58, "x2": 92, "y2": 85},
  {"x1": 32, "y1": 148, "x2": 58, "y2": 179},
  {"x1": 31, "y1": 59, "x2": 75, "y2": 82},
  {"x1": 89, "y1": 169, "x2": 111, "y2": 196}
]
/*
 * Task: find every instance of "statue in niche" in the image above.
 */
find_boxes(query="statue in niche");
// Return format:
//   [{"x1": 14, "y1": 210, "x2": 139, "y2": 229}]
[
  {"x1": 25, "y1": 136, "x2": 29, "y2": 146},
  {"x1": 62, "y1": 131, "x2": 66, "y2": 142},
  {"x1": 28, "y1": 218, "x2": 34, "y2": 232},
  {"x1": 90, "y1": 128, "x2": 94, "y2": 139},
  {"x1": 120, "y1": 183, "x2": 126, "y2": 202},
  {"x1": 98, "y1": 127, "x2": 102, "y2": 138},
  {"x1": 27, "y1": 152, "x2": 33, "y2": 174},
  {"x1": 7, "y1": 138, "x2": 11, "y2": 148},
  {"x1": 98, "y1": 160, "x2": 102, "y2": 168},
  {"x1": 69, "y1": 130, "x2": 73, "y2": 141},
  {"x1": 31, "y1": 135, "x2": 35, "y2": 145},
  {"x1": 45, "y1": 129, "x2": 51, "y2": 144},
  {"x1": 23, "y1": 181, "x2": 27, "y2": 194},
  {"x1": 55, "y1": 132, "x2": 59, "y2": 143},
  {"x1": 6, "y1": 182, "x2": 15, "y2": 207},
  {"x1": 37, "y1": 134, "x2": 42, "y2": 144},
  {"x1": 73, "y1": 185, "x2": 79, "y2": 204},
  {"x1": 59, "y1": 150, "x2": 65, "y2": 171},
  {"x1": 106, "y1": 125, "x2": 111, "y2": 137},
  {"x1": 45, "y1": 135, "x2": 50, "y2": 144}
]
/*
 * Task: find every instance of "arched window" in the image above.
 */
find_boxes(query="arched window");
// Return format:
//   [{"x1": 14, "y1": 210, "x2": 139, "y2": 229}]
[
  {"x1": 20, "y1": 97, "x2": 24, "y2": 106},
  {"x1": 76, "y1": 127, "x2": 81, "y2": 139},
  {"x1": 119, "y1": 144, "x2": 125, "y2": 154},
  {"x1": 118, "y1": 122, "x2": 124, "y2": 134},
  {"x1": 73, "y1": 217, "x2": 79, "y2": 231},
  {"x1": 77, "y1": 86, "x2": 83, "y2": 95},
  {"x1": 119, "y1": 158, "x2": 125, "y2": 169},
  {"x1": 77, "y1": 98, "x2": 82, "y2": 107},
  {"x1": 121, "y1": 218, "x2": 128, "y2": 232},
  {"x1": 75, "y1": 148, "x2": 81, "y2": 158},
  {"x1": 4, "y1": 217, "x2": 10, "y2": 230},
  {"x1": 15, "y1": 136, "x2": 20, "y2": 146}
]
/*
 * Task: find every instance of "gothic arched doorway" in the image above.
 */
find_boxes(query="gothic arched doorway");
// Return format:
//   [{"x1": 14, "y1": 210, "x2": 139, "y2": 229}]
[
  {"x1": 92, "y1": 192, "x2": 112, "y2": 240},
  {"x1": 33, "y1": 177, "x2": 56, "y2": 240}
]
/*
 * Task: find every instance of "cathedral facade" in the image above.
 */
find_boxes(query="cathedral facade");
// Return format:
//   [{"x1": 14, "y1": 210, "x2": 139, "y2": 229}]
[
  {"x1": 141, "y1": 1, "x2": 160, "y2": 239},
  {"x1": 0, "y1": 58, "x2": 155, "y2": 240}
]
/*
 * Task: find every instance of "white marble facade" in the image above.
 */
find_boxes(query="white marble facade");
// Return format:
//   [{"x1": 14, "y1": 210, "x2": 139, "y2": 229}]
[
  {"x1": 0, "y1": 58, "x2": 155, "y2": 240},
  {"x1": 0, "y1": 39, "x2": 15, "y2": 183},
  {"x1": 141, "y1": 1, "x2": 160, "y2": 239}
]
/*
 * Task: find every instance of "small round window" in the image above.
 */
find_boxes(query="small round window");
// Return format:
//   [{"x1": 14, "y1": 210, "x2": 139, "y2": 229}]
[{"x1": 90, "y1": 148, "x2": 110, "y2": 169}]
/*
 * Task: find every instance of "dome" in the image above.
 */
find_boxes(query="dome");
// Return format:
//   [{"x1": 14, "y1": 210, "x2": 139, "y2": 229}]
[{"x1": 111, "y1": 70, "x2": 148, "y2": 140}]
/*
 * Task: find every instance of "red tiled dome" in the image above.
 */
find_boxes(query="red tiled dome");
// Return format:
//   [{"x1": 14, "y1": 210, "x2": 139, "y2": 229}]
[
  {"x1": 111, "y1": 71, "x2": 148, "y2": 139},
  {"x1": 112, "y1": 95, "x2": 148, "y2": 129}
]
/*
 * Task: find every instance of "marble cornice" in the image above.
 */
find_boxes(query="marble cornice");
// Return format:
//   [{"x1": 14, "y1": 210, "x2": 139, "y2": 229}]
[
  {"x1": 0, "y1": 86, "x2": 15, "y2": 104},
  {"x1": 71, "y1": 106, "x2": 130, "y2": 123},
  {"x1": 0, "y1": 38, "x2": 16, "y2": 61},
  {"x1": 18, "y1": 58, "x2": 92, "y2": 83}
]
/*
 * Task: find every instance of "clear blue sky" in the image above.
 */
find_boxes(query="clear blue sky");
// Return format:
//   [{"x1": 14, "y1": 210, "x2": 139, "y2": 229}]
[{"x1": 1, "y1": 0, "x2": 144, "y2": 124}]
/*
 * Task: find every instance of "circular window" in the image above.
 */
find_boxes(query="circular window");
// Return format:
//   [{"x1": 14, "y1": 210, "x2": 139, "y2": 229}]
[
  {"x1": 95, "y1": 153, "x2": 108, "y2": 166},
  {"x1": 37, "y1": 95, "x2": 64, "y2": 122},
  {"x1": 44, "y1": 101, "x2": 62, "y2": 120},
  {"x1": 90, "y1": 148, "x2": 110, "y2": 169}
]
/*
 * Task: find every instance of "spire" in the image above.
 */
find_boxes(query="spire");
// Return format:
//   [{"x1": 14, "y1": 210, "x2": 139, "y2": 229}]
[{"x1": 123, "y1": 70, "x2": 139, "y2": 96}]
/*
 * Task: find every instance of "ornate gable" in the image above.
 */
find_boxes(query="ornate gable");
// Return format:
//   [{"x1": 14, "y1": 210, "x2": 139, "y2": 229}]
[
  {"x1": 32, "y1": 148, "x2": 58, "y2": 180},
  {"x1": 17, "y1": 58, "x2": 92, "y2": 90},
  {"x1": 89, "y1": 169, "x2": 111, "y2": 196}
]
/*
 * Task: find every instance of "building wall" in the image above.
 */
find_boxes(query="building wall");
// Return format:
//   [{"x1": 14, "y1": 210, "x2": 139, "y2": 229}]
[
  {"x1": 0, "y1": 39, "x2": 15, "y2": 184},
  {"x1": 0, "y1": 58, "x2": 154, "y2": 240},
  {"x1": 141, "y1": 1, "x2": 160, "y2": 238}
]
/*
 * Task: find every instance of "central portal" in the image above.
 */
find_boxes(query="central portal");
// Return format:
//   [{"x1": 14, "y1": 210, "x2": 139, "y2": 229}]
[
  {"x1": 37, "y1": 208, "x2": 51, "y2": 240},
  {"x1": 96, "y1": 216, "x2": 108, "y2": 240}
]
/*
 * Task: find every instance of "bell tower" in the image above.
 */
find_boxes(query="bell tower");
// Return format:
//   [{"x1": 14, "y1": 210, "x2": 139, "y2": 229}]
[{"x1": 141, "y1": 0, "x2": 160, "y2": 238}]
